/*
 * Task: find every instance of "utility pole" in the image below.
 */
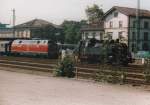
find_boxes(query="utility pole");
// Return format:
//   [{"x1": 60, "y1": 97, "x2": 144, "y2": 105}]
[
  {"x1": 12, "y1": 8, "x2": 16, "y2": 38},
  {"x1": 135, "y1": 0, "x2": 140, "y2": 52},
  {"x1": 12, "y1": 9, "x2": 16, "y2": 26}
]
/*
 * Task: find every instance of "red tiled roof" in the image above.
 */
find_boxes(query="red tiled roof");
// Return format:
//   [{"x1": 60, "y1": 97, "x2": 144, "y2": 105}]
[
  {"x1": 104, "y1": 6, "x2": 150, "y2": 18},
  {"x1": 14, "y1": 19, "x2": 61, "y2": 29}
]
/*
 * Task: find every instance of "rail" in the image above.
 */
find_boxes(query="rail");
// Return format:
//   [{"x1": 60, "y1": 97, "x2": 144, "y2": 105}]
[{"x1": 0, "y1": 56, "x2": 148, "y2": 84}]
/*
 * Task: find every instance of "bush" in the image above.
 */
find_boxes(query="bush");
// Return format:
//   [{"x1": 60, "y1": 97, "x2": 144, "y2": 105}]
[
  {"x1": 95, "y1": 65, "x2": 125, "y2": 84},
  {"x1": 144, "y1": 59, "x2": 150, "y2": 83},
  {"x1": 55, "y1": 55, "x2": 75, "y2": 78},
  {"x1": 144, "y1": 70, "x2": 150, "y2": 83},
  {"x1": 95, "y1": 70, "x2": 107, "y2": 82}
]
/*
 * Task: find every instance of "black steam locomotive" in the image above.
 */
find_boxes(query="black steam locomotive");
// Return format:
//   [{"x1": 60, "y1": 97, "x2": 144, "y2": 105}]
[{"x1": 76, "y1": 38, "x2": 132, "y2": 65}]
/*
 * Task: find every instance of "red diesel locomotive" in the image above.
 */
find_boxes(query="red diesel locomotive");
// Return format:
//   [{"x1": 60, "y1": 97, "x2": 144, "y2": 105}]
[{"x1": 0, "y1": 39, "x2": 59, "y2": 58}]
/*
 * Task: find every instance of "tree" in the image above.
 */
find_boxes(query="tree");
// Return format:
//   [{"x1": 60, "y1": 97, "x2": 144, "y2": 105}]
[
  {"x1": 31, "y1": 25, "x2": 64, "y2": 43},
  {"x1": 61, "y1": 20, "x2": 87, "y2": 44},
  {"x1": 86, "y1": 4, "x2": 104, "y2": 23}
]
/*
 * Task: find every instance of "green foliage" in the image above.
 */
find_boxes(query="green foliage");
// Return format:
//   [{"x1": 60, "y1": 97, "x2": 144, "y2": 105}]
[
  {"x1": 95, "y1": 65, "x2": 125, "y2": 84},
  {"x1": 144, "y1": 70, "x2": 150, "y2": 83},
  {"x1": 143, "y1": 59, "x2": 150, "y2": 83},
  {"x1": 106, "y1": 71, "x2": 123, "y2": 84},
  {"x1": 61, "y1": 20, "x2": 87, "y2": 44},
  {"x1": 96, "y1": 72, "x2": 107, "y2": 82},
  {"x1": 86, "y1": 4, "x2": 104, "y2": 23},
  {"x1": 55, "y1": 56, "x2": 75, "y2": 78},
  {"x1": 144, "y1": 74, "x2": 150, "y2": 83}
]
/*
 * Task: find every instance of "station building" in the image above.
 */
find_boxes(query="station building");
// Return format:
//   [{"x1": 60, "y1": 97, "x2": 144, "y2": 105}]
[
  {"x1": 103, "y1": 6, "x2": 150, "y2": 51},
  {"x1": 14, "y1": 19, "x2": 63, "y2": 41},
  {"x1": 81, "y1": 6, "x2": 150, "y2": 52},
  {"x1": 0, "y1": 23, "x2": 13, "y2": 41}
]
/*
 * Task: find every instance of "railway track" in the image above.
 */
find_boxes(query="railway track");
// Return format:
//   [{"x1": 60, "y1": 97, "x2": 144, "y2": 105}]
[
  {"x1": 77, "y1": 63, "x2": 148, "y2": 84},
  {"x1": 0, "y1": 59, "x2": 56, "y2": 73},
  {"x1": 0, "y1": 56, "x2": 148, "y2": 85},
  {"x1": 0, "y1": 56, "x2": 59, "y2": 64}
]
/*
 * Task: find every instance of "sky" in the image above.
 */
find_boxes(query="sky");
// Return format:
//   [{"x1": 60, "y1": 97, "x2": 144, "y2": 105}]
[{"x1": 0, "y1": 0, "x2": 149, "y2": 25}]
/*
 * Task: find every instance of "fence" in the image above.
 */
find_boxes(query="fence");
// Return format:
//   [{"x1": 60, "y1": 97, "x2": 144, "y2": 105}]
[{"x1": 74, "y1": 64, "x2": 147, "y2": 84}]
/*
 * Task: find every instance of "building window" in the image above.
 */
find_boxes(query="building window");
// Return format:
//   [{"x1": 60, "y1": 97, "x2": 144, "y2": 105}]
[
  {"x1": 114, "y1": 12, "x2": 118, "y2": 17},
  {"x1": 1, "y1": 44, "x2": 4, "y2": 47},
  {"x1": 142, "y1": 43, "x2": 149, "y2": 51},
  {"x1": 26, "y1": 31, "x2": 28, "y2": 37},
  {"x1": 16, "y1": 31, "x2": 19, "y2": 38},
  {"x1": 119, "y1": 21, "x2": 123, "y2": 28},
  {"x1": 133, "y1": 21, "x2": 136, "y2": 28},
  {"x1": 118, "y1": 32, "x2": 123, "y2": 40},
  {"x1": 144, "y1": 32, "x2": 148, "y2": 41},
  {"x1": 85, "y1": 32, "x2": 88, "y2": 39},
  {"x1": 18, "y1": 31, "x2": 21, "y2": 38},
  {"x1": 23, "y1": 31, "x2": 26, "y2": 38},
  {"x1": 110, "y1": 21, "x2": 113, "y2": 28},
  {"x1": 27, "y1": 30, "x2": 30, "y2": 38},
  {"x1": 100, "y1": 33, "x2": 103, "y2": 40},
  {"x1": 92, "y1": 32, "x2": 96, "y2": 38},
  {"x1": 21, "y1": 31, "x2": 24, "y2": 38},
  {"x1": 132, "y1": 43, "x2": 136, "y2": 52},
  {"x1": 132, "y1": 32, "x2": 136, "y2": 40},
  {"x1": 85, "y1": 32, "x2": 88, "y2": 36},
  {"x1": 132, "y1": 44, "x2": 135, "y2": 52},
  {"x1": 107, "y1": 32, "x2": 113, "y2": 40},
  {"x1": 144, "y1": 21, "x2": 149, "y2": 29}
]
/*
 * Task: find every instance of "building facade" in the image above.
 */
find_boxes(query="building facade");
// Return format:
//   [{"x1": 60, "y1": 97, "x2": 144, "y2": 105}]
[
  {"x1": 14, "y1": 29, "x2": 30, "y2": 38},
  {"x1": 103, "y1": 6, "x2": 150, "y2": 51},
  {"x1": 0, "y1": 28, "x2": 13, "y2": 39},
  {"x1": 80, "y1": 21, "x2": 104, "y2": 40},
  {"x1": 14, "y1": 19, "x2": 63, "y2": 42},
  {"x1": 104, "y1": 9, "x2": 128, "y2": 43},
  {"x1": 0, "y1": 23, "x2": 14, "y2": 41},
  {"x1": 129, "y1": 17, "x2": 150, "y2": 51}
]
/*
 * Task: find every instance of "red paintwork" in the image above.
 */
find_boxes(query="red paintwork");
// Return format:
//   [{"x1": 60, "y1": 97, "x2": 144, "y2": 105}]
[{"x1": 11, "y1": 44, "x2": 48, "y2": 54}]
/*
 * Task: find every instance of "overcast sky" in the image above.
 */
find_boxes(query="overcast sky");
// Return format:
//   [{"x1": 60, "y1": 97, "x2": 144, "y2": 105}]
[{"x1": 0, "y1": 0, "x2": 149, "y2": 25}]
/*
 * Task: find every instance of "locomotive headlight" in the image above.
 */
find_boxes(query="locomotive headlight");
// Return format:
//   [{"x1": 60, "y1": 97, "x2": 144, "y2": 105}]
[{"x1": 109, "y1": 56, "x2": 113, "y2": 58}]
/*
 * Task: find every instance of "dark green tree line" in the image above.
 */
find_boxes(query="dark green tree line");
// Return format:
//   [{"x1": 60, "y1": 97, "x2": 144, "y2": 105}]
[{"x1": 61, "y1": 20, "x2": 87, "y2": 44}]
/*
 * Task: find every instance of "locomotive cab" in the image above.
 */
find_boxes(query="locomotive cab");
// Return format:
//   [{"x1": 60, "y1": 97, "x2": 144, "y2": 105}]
[
  {"x1": 48, "y1": 40, "x2": 59, "y2": 59},
  {"x1": 0, "y1": 41, "x2": 11, "y2": 55}
]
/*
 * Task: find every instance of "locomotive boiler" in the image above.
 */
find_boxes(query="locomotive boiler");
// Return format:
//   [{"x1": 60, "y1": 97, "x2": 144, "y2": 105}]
[{"x1": 77, "y1": 38, "x2": 132, "y2": 65}]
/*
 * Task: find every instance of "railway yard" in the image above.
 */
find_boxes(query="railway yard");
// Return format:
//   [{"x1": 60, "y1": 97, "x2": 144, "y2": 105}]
[
  {"x1": 0, "y1": 55, "x2": 149, "y2": 85},
  {"x1": 0, "y1": 56, "x2": 150, "y2": 105},
  {"x1": 1, "y1": 0, "x2": 150, "y2": 104}
]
